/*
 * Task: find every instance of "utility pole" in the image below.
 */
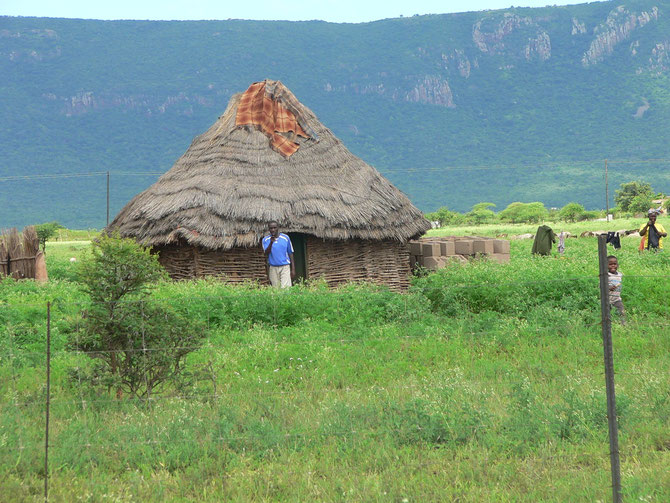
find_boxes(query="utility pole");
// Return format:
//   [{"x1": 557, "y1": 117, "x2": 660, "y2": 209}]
[
  {"x1": 106, "y1": 171, "x2": 110, "y2": 227},
  {"x1": 605, "y1": 159, "x2": 610, "y2": 221}
]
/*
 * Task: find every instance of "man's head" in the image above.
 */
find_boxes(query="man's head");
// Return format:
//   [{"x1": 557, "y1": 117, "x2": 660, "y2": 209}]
[
  {"x1": 648, "y1": 212, "x2": 657, "y2": 224},
  {"x1": 268, "y1": 221, "x2": 279, "y2": 237},
  {"x1": 607, "y1": 255, "x2": 618, "y2": 274}
]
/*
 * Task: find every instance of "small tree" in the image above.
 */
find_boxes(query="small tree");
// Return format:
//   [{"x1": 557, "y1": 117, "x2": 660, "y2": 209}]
[
  {"x1": 34, "y1": 221, "x2": 64, "y2": 253},
  {"x1": 465, "y1": 202, "x2": 496, "y2": 225},
  {"x1": 628, "y1": 193, "x2": 654, "y2": 215},
  {"x1": 73, "y1": 233, "x2": 206, "y2": 398},
  {"x1": 614, "y1": 181, "x2": 653, "y2": 212},
  {"x1": 424, "y1": 206, "x2": 465, "y2": 227},
  {"x1": 499, "y1": 202, "x2": 548, "y2": 223},
  {"x1": 558, "y1": 202, "x2": 586, "y2": 222}
]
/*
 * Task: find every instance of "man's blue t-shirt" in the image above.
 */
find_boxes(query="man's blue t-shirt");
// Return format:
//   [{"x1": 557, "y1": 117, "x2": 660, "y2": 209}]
[{"x1": 262, "y1": 233, "x2": 294, "y2": 266}]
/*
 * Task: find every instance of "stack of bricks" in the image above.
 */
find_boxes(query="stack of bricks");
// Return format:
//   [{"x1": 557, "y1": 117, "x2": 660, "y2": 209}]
[{"x1": 409, "y1": 236, "x2": 510, "y2": 270}]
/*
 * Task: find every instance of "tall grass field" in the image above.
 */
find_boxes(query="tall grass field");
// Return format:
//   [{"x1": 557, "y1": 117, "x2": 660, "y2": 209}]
[{"x1": 1, "y1": 218, "x2": 669, "y2": 502}]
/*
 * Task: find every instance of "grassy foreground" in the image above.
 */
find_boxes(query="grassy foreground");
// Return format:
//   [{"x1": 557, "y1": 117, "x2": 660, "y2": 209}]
[{"x1": 1, "y1": 219, "x2": 669, "y2": 502}]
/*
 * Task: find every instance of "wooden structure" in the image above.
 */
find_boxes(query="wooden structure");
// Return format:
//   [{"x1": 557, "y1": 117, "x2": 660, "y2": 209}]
[
  {"x1": 110, "y1": 80, "x2": 430, "y2": 291},
  {"x1": 157, "y1": 237, "x2": 412, "y2": 290},
  {"x1": 0, "y1": 227, "x2": 44, "y2": 280}
]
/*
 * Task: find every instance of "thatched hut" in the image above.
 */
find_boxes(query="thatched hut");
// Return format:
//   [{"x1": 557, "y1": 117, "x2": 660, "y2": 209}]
[{"x1": 109, "y1": 80, "x2": 430, "y2": 290}]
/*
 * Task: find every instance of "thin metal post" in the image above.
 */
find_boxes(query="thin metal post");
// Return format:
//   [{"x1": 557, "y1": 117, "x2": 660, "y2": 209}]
[
  {"x1": 597, "y1": 235, "x2": 621, "y2": 503},
  {"x1": 605, "y1": 159, "x2": 610, "y2": 221},
  {"x1": 106, "y1": 171, "x2": 110, "y2": 227},
  {"x1": 44, "y1": 302, "x2": 51, "y2": 503}
]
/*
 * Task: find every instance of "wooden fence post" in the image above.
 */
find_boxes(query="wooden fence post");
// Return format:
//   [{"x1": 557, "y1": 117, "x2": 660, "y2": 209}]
[{"x1": 597, "y1": 234, "x2": 622, "y2": 503}]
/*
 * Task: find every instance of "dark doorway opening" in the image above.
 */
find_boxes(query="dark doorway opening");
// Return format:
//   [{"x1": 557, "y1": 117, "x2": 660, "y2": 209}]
[{"x1": 288, "y1": 233, "x2": 308, "y2": 283}]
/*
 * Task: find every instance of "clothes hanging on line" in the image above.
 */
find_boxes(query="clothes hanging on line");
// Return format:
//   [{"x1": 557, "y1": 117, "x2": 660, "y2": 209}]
[
  {"x1": 557, "y1": 231, "x2": 567, "y2": 254},
  {"x1": 606, "y1": 231, "x2": 621, "y2": 249},
  {"x1": 532, "y1": 225, "x2": 556, "y2": 256}
]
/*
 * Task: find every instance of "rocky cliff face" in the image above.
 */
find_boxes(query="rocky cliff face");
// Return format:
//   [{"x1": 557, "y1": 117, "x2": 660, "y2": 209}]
[
  {"x1": 472, "y1": 13, "x2": 551, "y2": 61},
  {"x1": 0, "y1": 27, "x2": 61, "y2": 61},
  {"x1": 442, "y1": 49, "x2": 474, "y2": 78},
  {"x1": 2, "y1": 3, "x2": 665, "y2": 116},
  {"x1": 323, "y1": 75, "x2": 455, "y2": 108},
  {"x1": 582, "y1": 5, "x2": 659, "y2": 67},
  {"x1": 524, "y1": 31, "x2": 551, "y2": 62},
  {"x1": 405, "y1": 76, "x2": 455, "y2": 107},
  {"x1": 41, "y1": 90, "x2": 217, "y2": 117},
  {"x1": 571, "y1": 18, "x2": 587, "y2": 36},
  {"x1": 646, "y1": 40, "x2": 670, "y2": 74}
]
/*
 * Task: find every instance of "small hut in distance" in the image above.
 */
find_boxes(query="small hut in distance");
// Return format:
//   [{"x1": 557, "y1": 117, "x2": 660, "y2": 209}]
[{"x1": 110, "y1": 80, "x2": 430, "y2": 290}]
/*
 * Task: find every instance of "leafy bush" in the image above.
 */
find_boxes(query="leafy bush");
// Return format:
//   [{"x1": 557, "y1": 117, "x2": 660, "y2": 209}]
[
  {"x1": 498, "y1": 202, "x2": 548, "y2": 223},
  {"x1": 629, "y1": 193, "x2": 654, "y2": 215},
  {"x1": 72, "y1": 233, "x2": 207, "y2": 398},
  {"x1": 34, "y1": 221, "x2": 64, "y2": 252},
  {"x1": 615, "y1": 181, "x2": 653, "y2": 213},
  {"x1": 464, "y1": 202, "x2": 497, "y2": 225},
  {"x1": 424, "y1": 206, "x2": 465, "y2": 227},
  {"x1": 558, "y1": 202, "x2": 586, "y2": 222}
]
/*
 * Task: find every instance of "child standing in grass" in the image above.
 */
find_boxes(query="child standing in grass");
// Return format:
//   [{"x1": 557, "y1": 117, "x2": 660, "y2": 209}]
[{"x1": 607, "y1": 255, "x2": 625, "y2": 325}]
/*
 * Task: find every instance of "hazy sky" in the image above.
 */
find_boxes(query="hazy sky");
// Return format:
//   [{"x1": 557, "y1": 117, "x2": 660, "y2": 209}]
[{"x1": 2, "y1": 0, "x2": 598, "y2": 23}]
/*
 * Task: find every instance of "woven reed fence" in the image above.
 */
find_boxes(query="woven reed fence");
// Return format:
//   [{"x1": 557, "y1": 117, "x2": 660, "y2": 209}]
[
  {"x1": 156, "y1": 238, "x2": 411, "y2": 291},
  {"x1": 0, "y1": 227, "x2": 40, "y2": 280}
]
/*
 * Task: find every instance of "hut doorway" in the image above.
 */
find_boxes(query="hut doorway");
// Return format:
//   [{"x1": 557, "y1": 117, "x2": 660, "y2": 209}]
[{"x1": 288, "y1": 233, "x2": 308, "y2": 282}]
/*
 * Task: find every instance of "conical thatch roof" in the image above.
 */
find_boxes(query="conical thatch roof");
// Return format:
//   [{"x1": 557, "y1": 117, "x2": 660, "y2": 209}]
[{"x1": 110, "y1": 80, "x2": 430, "y2": 249}]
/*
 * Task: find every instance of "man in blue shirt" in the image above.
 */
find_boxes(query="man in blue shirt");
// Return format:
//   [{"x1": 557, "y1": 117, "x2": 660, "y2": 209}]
[{"x1": 262, "y1": 221, "x2": 295, "y2": 288}]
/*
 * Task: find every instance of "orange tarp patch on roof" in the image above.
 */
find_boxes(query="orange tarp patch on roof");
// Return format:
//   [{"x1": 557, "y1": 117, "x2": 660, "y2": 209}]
[{"x1": 235, "y1": 81, "x2": 310, "y2": 158}]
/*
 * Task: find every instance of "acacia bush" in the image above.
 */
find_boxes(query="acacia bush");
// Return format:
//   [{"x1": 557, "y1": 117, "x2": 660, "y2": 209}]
[
  {"x1": 424, "y1": 206, "x2": 465, "y2": 226},
  {"x1": 557, "y1": 202, "x2": 586, "y2": 222},
  {"x1": 34, "y1": 221, "x2": 64, "y2": 252},
  {"x1": 614, "y1": 181, "x2": 653, "y2": 213},
  {"x1": 72, "y1": 233, "x2": 207, "y2": 398},
  {"x1": 498, "y1": 202, "x2": 548, "y2": 223}
]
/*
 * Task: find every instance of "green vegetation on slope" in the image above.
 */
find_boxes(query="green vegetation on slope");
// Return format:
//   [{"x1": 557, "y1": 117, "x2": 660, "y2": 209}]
[
  {"x1": 1, "y1": 220, "x2": 669, "y2": 501},
  {"x1": 2, "y1": 0, "x2": 670, "y2": 228}
]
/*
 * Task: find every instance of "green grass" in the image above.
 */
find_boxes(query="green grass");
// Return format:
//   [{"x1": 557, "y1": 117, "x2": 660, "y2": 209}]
[
  {"x1": 425, "y1": 215, "x2": 658, "y2": 238},
  {"x1": 1, "y1": 225, "x2": 669, "y2": 502}
]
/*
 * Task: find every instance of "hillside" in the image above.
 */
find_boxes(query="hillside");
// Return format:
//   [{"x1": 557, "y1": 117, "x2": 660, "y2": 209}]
[{"x1": 2, "y1": 0, "x2": 670, "y2": 228}]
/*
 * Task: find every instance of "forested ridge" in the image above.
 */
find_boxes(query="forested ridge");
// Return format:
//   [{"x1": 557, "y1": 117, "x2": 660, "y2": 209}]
[{"x1": 2, "y1": 0, "x2": 670, "y2": 228}]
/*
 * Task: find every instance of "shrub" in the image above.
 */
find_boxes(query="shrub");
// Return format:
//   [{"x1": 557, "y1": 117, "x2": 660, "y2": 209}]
[
  {"x1": 34, "y1": 221, "x2": 64, "y2": 252},
  {"x1": 72, "y1": 233, "x2": 207, "y2": 398},
  {"x1": 615, "y1": 181, "x2": 653, "y2": 212},
  {"x1": 558, "y1": 202, "x2": 586, "y2": 222},
  {"x1": 464, "y1": 202, "x2": 497, "y2": 225},
  {"x1": 498, "y1": 202, "x2": 548, "y2": 223},
  {"x1": 629, "y1": 193, "x2": 654, "y2": 215},
  {"x1": 425, "y1": 206, "x2": 465, "y2": 227}
]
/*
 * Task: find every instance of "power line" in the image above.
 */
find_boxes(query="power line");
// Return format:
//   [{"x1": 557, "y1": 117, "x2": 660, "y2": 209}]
[{"x1": 1, "y1": 157, "x2": 669, "y2": 182}]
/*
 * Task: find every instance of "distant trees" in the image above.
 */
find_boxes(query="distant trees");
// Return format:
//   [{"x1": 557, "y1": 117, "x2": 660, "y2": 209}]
[
  {"x1": 426, "y1": 203, "x2": 497, "y2": 226},
  {"x1": 424, "y1": 206, "x2": 465, "y2": 227},
  {"x1": 558, "y1": 202, "x2": 586, "y2": 222},
  {"x1": 614, "y1": 181, "x2": 653, "y2": 213},
  {"x1": 426, "y1": 199, "x2": 617, "y2": 228},
  {"x1": 465, "y1": 202, "x2": 497, "y2": 225},
  {"x1": 498, "y1": 202, "x2": 548, "y2": 223},
  {"x1": 556, "y1": 203, "x2": 601, "y2": 222},
  {"x1": 34, "y1": 221, "x2": 64, "y2": 253}
]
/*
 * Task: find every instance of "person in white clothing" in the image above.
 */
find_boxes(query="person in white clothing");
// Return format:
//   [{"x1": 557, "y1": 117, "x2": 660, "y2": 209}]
[{"x1": 607, "y1": 255, "x2": 625, "y2": 325}]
